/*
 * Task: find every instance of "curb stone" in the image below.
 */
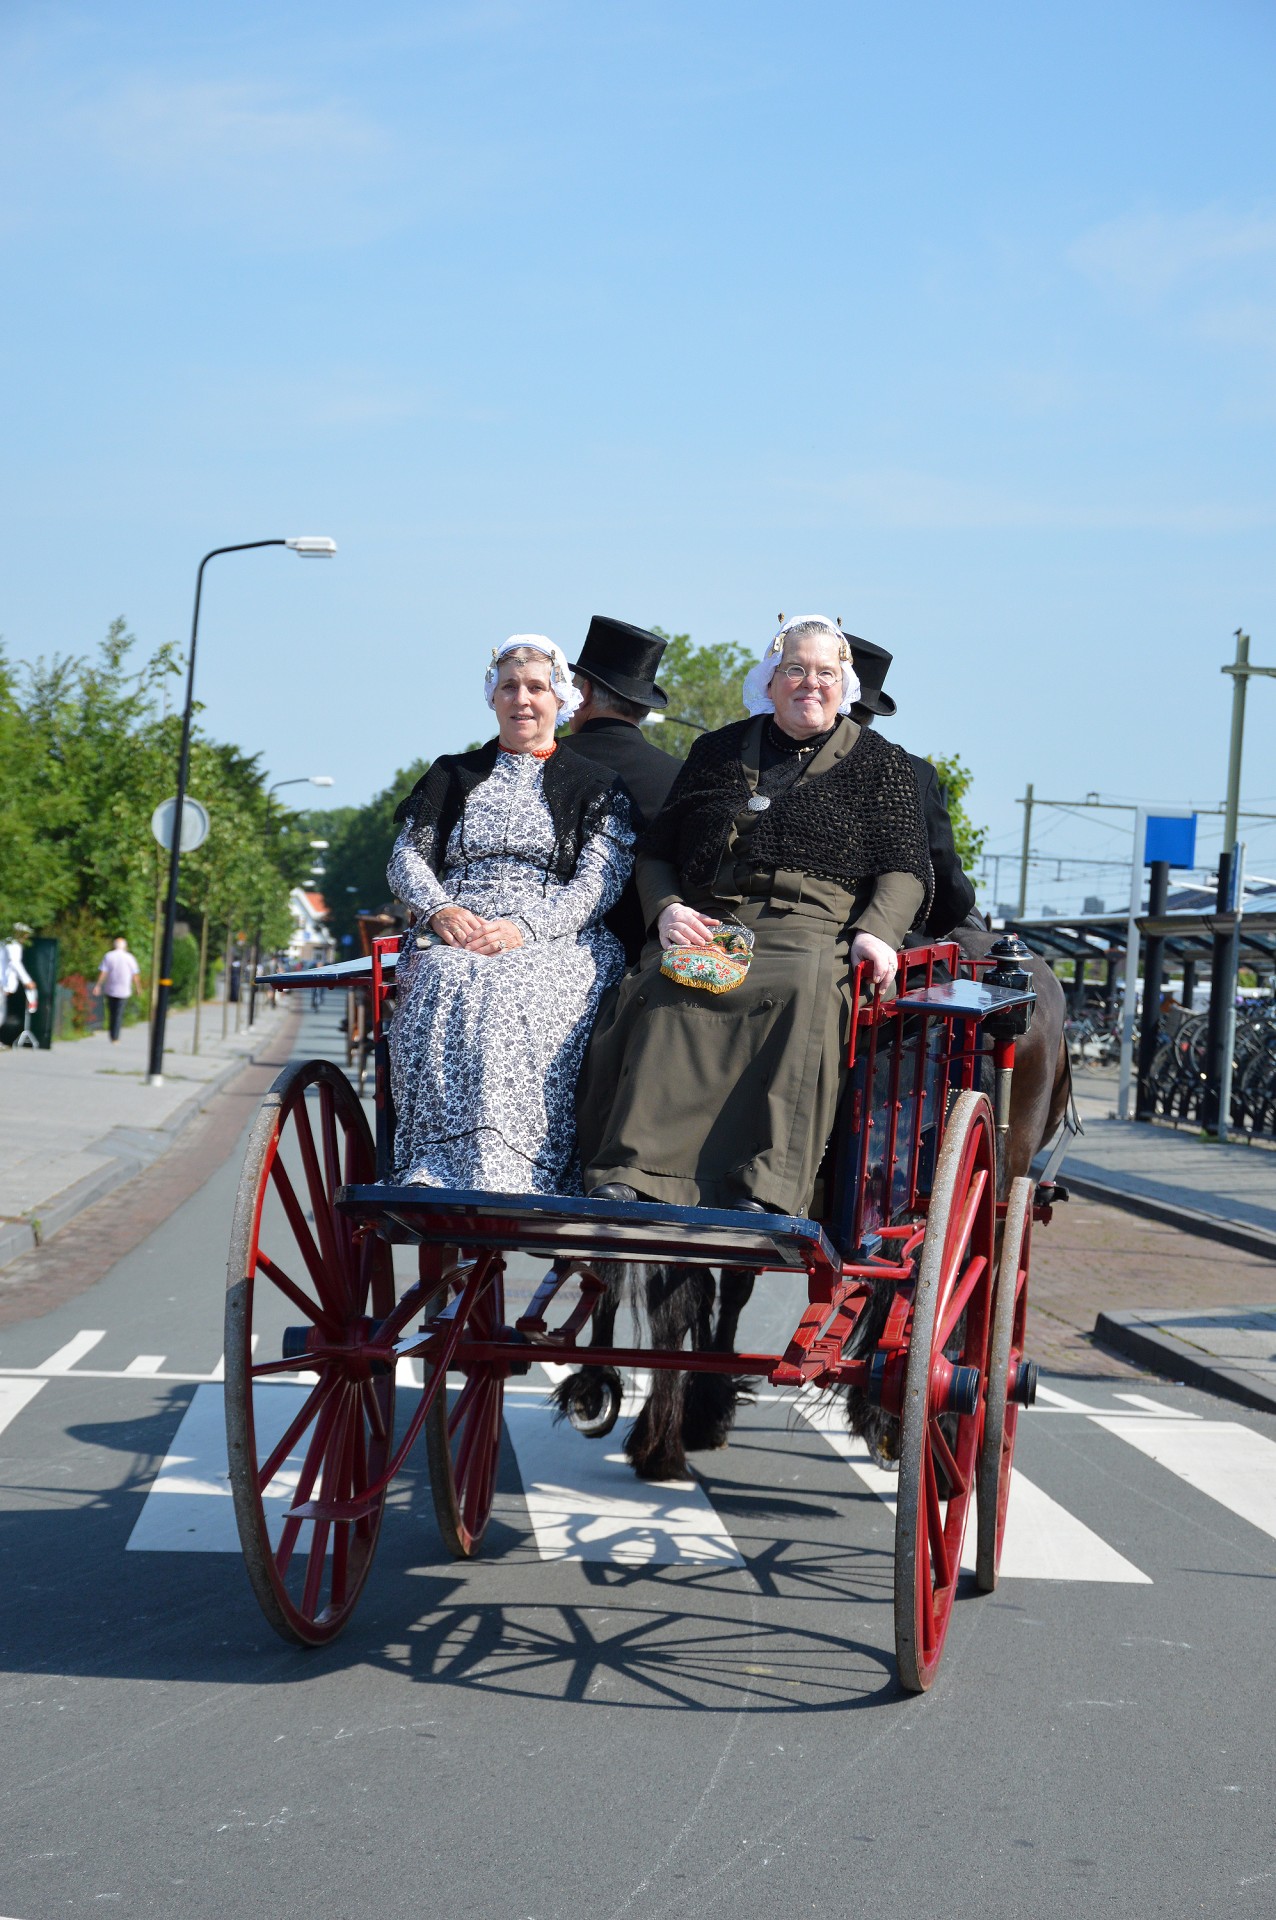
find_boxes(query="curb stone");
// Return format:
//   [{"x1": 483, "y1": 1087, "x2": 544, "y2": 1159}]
[{"x1": 1094, "y1": 1307, "x2": 1276, "y2": 1416}]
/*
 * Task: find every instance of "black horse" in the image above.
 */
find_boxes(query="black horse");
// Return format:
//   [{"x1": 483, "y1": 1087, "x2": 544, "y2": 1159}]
[{"x1": 553, "y1": 933, "x2": 1072, "y2": 1481}]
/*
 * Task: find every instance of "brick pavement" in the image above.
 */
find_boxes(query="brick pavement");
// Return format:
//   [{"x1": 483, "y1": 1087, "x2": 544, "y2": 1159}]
[
  {"x1": 0, "y1": 1008, "x2": 300, "y2": 1329},
  {"x1": 1028, "y1": 1188, "x2": 1276, "y2": 1378}
]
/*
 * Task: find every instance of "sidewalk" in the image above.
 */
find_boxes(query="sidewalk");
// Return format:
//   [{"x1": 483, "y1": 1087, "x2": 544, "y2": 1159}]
[
  {"x1": 1052, "y1": 1064, "x2": 1276, "y2": 1412},
  {"x1": 0, "y1": 999, "x2": 287, "y2": 1269}
]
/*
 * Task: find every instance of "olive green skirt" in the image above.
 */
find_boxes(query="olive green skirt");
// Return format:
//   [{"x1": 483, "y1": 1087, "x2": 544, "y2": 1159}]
[{"x1": 577, "y1": 893, "x2": 856, "y2": 1215}]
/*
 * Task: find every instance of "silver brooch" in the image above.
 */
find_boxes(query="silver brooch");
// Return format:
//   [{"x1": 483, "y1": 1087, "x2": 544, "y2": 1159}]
[{"x1": 746, "y1": 795, "x2": 771, "y2": 812}]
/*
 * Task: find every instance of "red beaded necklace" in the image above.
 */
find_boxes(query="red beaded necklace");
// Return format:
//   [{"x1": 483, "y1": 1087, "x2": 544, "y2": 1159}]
[{"x1": 499, "y1": 741, "x2": 558, "y2": 760}]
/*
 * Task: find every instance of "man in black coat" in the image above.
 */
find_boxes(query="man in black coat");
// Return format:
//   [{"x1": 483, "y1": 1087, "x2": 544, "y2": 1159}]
[
  {"x1": 560, "y1": 616, "x2": 680, "y2": 960},
  {"x1": 845, "y1": 635, "x2": 977, "y2": 936}
]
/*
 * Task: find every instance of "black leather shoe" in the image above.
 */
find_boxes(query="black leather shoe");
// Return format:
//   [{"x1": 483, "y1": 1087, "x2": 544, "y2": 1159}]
[
  {"x1": 589, "y1": 1183, "x2": 639, "y2": 1204},
  {"x1": 735, "y1": 1200, "x2": 767, "y2": 1213}
]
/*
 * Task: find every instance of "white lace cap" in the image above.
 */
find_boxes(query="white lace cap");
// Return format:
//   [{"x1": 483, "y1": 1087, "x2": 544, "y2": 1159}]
[
  {"x1": 742, "y1": 614, "x2": 860, "y2": 717},
  {"x1": 484, "y1": 635, "x2": 583, "y2": 717}
]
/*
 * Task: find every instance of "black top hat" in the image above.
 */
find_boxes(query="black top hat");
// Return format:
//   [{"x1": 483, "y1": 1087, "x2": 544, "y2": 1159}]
[
  {"x1": 570, "y1": 616, "x2": 669, "y2": 710},
  {"x1": 844, "y1": 633, "x2": 897, "y2": 718}
]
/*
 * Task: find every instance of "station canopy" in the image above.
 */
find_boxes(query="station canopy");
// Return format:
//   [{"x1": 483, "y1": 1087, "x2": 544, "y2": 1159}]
[{"x1": 993, "y1": 879, "x2": 1276, "y2": 972}]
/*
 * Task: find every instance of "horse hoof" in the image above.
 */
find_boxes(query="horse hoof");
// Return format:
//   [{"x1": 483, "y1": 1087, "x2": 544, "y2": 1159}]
[{"x1": 551, "y1": 1367, "x2": 623, "y2": 1440}]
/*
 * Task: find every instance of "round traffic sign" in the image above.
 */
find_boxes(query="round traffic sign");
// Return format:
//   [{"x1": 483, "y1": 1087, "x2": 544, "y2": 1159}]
[{"x1": 150, "y1": 796, "x2": 210, "y2": 853}]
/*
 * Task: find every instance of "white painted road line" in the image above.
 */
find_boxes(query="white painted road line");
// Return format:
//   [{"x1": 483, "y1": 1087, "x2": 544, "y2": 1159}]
[
  {"x1": 0, "y1": 1378, "x2": 46, "y2": 1438},
  {"x1": 127, "y1": 1383, "x2": 328, "y2": 1554},
  {"x1": 38, "y1": 1330, "x2": 106, "y2": 1373},
  {"x1": 502, "y1": 1395, "x2": 743, "y2": 1568},
  {"x1": 797, "y1": 1395, "x2": 1151, "y2": 1583},
  {"x1": 1089, "y1": 1415, "x2": 1276, "y2": 1543},
  {"x1": 123, "y1": 1355, "x2": 166, "y2": 1376}
]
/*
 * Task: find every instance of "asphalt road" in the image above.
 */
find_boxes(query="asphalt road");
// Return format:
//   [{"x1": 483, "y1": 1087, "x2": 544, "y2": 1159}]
[{"x1": 2, "y1": 1004, "x2": 1274, "y2": 1920}]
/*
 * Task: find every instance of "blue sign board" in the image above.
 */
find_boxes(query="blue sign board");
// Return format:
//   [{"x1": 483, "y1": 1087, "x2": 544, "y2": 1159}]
[{"x1": 1143, "y1": 814, "x2": 1197, "y2": 867}]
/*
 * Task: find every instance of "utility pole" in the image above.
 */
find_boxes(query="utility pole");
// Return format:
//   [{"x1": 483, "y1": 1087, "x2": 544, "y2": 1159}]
[
  {"x1": 1016, "y1": 783, "x2": 1034, "y2": 918},
  {"x1": 1204, "y1": 630, "x2": 1276, "y2": 1136}
]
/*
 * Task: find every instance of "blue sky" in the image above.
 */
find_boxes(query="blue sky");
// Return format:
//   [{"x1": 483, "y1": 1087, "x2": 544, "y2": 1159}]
[{"x1": 3, "y1": 0, "x2": 1275, "y2": 911}]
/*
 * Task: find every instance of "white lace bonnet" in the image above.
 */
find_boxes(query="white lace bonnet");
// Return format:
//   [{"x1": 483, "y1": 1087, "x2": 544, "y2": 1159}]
[
  {"x1": 742, "y1": 615, "x2": 861, "y2": 718},
  {"x1": 483, "y1": 636, "x2": 583, "y2": 718}
]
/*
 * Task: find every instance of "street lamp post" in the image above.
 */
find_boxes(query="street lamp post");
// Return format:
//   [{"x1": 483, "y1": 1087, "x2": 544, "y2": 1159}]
[{"x1": 146, "y1": 538, "x2": 336, "y2": 1084}]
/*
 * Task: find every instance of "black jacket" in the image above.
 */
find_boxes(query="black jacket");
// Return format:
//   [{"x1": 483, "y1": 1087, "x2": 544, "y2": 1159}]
[
  {"x1": 912, "y1": 756, "x2": 976, "y2": 934},
  {"x1": 559, "y1": 719, "x2": 679, "y2": 831},
  {"x1": 560, "y1": 720, "x2": 680, "y2": 961}
]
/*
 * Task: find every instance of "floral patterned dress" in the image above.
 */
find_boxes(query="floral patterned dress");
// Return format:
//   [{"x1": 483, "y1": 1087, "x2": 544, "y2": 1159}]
[{"x1": 386, "y1": 749, "x2": 633, "y2": 1193}]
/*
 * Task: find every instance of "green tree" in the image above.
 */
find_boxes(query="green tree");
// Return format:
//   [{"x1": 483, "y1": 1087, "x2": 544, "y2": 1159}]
[
  {"x1": 640, "y1": 629, "x2": 754, "y2": 760},
  {"x1": 925, "y1": 753, "x2": 987, "y2": 871},
  {"x1": 0, "y1": 621, "x2": 305, "y2": 994}
]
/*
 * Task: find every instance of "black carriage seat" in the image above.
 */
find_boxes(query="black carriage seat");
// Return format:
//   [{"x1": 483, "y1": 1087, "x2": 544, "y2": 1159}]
[{"x1": 335, "y1": 1182, "x2": 844, "y2": 1288}]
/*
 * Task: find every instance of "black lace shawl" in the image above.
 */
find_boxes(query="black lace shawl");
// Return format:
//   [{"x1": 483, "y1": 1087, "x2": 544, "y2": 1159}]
[
  {"x1": 392, "y1": 738, "x2": 623, "y2": 884},
  {"x1": 640, "y1": 718, "x2": 933, "y2": 924}
]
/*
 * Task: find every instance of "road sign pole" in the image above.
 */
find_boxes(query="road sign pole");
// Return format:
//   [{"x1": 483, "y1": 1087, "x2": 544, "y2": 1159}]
[{"x1": 1116, "y1": 808, "x2": 1145, "y2": 1121}]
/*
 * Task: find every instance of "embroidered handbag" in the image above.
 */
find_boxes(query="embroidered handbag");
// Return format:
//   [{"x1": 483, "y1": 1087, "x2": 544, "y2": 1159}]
[{"x1": 660, "y1": 922, "x2": 755, "y2": 995}]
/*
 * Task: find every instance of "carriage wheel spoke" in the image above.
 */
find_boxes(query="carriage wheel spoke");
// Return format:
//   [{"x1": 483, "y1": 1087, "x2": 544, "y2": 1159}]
[
  {"x1": 452, "y1": 1379, "x2": 491, "y2": 1491},
  {"x1": 256, "y1": 1251, "x2": 337, "y2": 1334},
  {"x1": 268, "y1": 1154, "x2": 344, "y2": 1317},
  {"x1": 928, "y1": 1414, "x2": 965, "y2": 1498},
  {"x1": 446, "y1": 1371, "x2": 484, "y2": 1441},
  {"x1": 318, "y1": 1081, "x2": 343, "y2": 1214},
  {"x1": 300, "y1": 1517, "x2": 331, "y2": 1620},
  {"x1": 466, "y1": 1387, "x2": 497, "y2": 1527},
  {"x1": 924, "y1": 1447, "x2": 951, "y2": 1592},
  {"x1": 293, "y1": 1093, "x2": 347, "y2": 1310},
  {"x1": 256, "y1": 1373, "x2": 336, "y2": 1494},
  {"x1": 360, "y1": 1376, "x2": 388, "y2": 1444},
  {"x1": 937, "y1": 1252, "x2": 989, "y2": 1353},
  {"x1": 939, "y1": 1165, "x2": 988, "y2": 1304}
]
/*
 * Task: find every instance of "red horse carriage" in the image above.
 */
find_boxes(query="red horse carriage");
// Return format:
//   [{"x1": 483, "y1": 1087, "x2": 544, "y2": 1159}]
[{"x1": 227, "y1": 934, "x2": 1048, "y2": 1691}]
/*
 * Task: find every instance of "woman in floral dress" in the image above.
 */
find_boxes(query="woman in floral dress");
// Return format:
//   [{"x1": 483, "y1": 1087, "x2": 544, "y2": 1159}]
[{"x1": 386, "y1": 638, "x2": 633, "y2": 1194}]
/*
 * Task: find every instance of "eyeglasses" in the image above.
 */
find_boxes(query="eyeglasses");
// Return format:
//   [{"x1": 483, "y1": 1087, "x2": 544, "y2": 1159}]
[{"x1": 777, "y1": 665, "x2": 840, "y2": 687}]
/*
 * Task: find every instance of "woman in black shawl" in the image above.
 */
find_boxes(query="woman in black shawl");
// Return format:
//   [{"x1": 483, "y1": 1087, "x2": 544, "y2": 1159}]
[{"x1": 578, "y1": 616, "x2": 931, "y2": 1217}]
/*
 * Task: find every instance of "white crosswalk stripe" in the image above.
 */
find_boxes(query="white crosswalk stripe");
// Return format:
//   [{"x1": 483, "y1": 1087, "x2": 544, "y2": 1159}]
[
  {"x1": 0, "y1": 1378, "x2": 46, "y2": 1438},
  {"x1": 1088, "y1": 1412, "x2": 1276, "y2": 1542},
  {"x1": 125, "y1": 1383, "x2": 329, "y2": 1555},
  {"x1": 795, "y1": 1394, "x2": 1151, "y2": 1583},
  {"x1": 9, "y1": 1331, "x2": 1272, "y2": 1577},
  {"x1": 503, "y1": 1386, "x2": 741, "y2": 1569}
]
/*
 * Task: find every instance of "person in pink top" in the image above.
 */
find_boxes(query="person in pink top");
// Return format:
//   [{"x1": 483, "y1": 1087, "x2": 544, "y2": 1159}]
[{"x1": 93, "y1": 937, "x2": 142, "y2": 1042}]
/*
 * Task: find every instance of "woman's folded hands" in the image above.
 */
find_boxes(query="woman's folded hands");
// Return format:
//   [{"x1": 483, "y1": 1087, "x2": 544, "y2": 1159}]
[{"x1": 428, "y1": 906, "x2": 525, "y2": 953}]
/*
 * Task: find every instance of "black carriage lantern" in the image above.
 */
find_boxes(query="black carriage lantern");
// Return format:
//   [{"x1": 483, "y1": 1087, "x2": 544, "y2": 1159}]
[{"x1": 983, "y1": 933, "x2": 1037, "y2": 1040}]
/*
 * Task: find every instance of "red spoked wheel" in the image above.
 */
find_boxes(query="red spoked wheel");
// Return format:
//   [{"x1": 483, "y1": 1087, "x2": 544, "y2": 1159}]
[
  {"x1": 976, "y1": 1175, "x2": 1032, "y2": 1592},
  {"x1": 225, "y1": 1059, "x2": 396, "y2": 1646},
  {"x1": 894, "y1": 1089, "x2": 996, "y2": 1692},
  {"x1": 424, "y1": 1260, "x2": 506, "y2": 1558}
]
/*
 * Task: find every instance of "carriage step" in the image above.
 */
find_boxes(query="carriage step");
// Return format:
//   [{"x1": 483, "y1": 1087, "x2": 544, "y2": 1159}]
[
  {"x1": 1010, "y1": 1359, "x2": 1039, "y2": 1407},
  {"x1": 1035, "y1": 1181, "x2": 1070, "y2": 1206}
]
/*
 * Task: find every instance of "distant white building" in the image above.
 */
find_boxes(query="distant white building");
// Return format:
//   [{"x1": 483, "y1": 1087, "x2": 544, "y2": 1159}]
[{"x1": 288, "y1": 887, "x2": 332, "y2": 963}]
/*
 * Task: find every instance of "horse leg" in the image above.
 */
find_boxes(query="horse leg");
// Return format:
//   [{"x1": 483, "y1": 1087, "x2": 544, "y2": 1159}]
[
  {"x1": 682, "y1": 1267, "x2": 757, "y2": 1452},
  {"x1": 548, "y1": 1261, "x2": 625, "y2": 1438},
  {"x1": 625, "y1": 1264, "x2": 712, "y2": 1481}
]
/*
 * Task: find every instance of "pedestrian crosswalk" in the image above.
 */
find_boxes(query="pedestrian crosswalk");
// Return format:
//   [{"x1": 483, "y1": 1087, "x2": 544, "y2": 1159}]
[{"x1": 3, "y1": 1330, "x2": 1276, "y2": 1580}]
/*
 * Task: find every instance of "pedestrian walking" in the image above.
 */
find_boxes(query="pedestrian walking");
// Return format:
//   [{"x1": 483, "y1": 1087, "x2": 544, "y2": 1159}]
[
  {"x1": 1, "y1": 926, "x2": 38, "y2": 1046},
  {"x1": 93, "y1": 936, "x2": 142, "y2": 1042}
]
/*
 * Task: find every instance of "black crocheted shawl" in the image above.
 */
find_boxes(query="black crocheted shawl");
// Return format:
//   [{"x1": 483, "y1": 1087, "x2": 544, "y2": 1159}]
[
  {"x1": 640, "y1": 718, "x2": 933, "y2": 924},
  {"x1": 392, "y1": 738, "x2": 623, "y2": 884}
]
